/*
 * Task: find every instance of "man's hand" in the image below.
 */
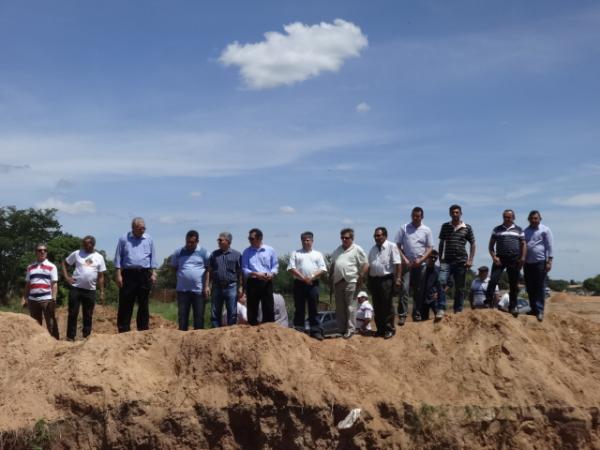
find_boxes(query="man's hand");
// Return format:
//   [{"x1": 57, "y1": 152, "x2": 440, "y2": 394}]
[
  {"x1": 66, "y1": 275, "x2": 75, "y2": 285},
  {"x1": 545, "y1": 260, "x2": 552, "y2": 273},
  {"x1": 517, "y1": 259, "x2": 524, "y2": 270},
  {"x1": 21, "y1": 297, "x2": 28, "y2": 308},
  {"x1": 395, "y1": 277, "x2": 402, "y2": 288},
  {"x1": 116, "y1": 272, "x2": 123, "y2": 289},
  {"x1": 465, "y1": 259, "x2": 473, "y2": 268},
  {"x1": 150, "y1": 271, "x2": 157, "y2": 285},
  {"x1": 203, "y1": 287, "x2": 210, "y2": 299},
  {"x1": 99, "y1": 291, "x2": 105, "y2": 305},
  {"x1": 492, "y1": 256, "x2": 501, "y2": 266}
]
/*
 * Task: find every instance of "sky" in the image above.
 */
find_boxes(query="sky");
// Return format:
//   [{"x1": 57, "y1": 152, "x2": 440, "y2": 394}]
[{"x1": 1, "y1": 0, "x2": 599, "y2": 280}]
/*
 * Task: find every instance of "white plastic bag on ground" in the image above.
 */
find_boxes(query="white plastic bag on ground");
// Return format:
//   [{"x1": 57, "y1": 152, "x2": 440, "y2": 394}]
[{"x1": 337, "y1": 408, "x2": 361, "y2": 429}]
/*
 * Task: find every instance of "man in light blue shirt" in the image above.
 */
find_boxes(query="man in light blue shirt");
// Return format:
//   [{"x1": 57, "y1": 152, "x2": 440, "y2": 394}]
[
  {"x1": 170, "y1": 230, "x2": 209, "y2": 330},
  {"x1": 241, "y1": 228, "x2": 278, "y2": 325},
  {"x1": 114, "y1": 217, "x2": 158, "y2": 332},
  {"x1": 524, "y1": 210, "x2": 554, "y2": 322}
]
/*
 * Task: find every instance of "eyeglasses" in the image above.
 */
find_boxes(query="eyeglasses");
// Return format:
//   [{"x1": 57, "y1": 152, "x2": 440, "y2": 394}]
[
  {"x1": 217, "y1": 238, "x2": 225, "y2": 242},
  {"x1": 373, "y1": 234, "x2": 384, "y2": 238},
  {"x1": 341, "y1": 236, "x2": 352, "y2": 240},
  {"x1": 248, "y1": 236, "x2": 257, "y2": 241},
  {"x1": 36, "y1": 249, "x2": 47, "y2": 253}
]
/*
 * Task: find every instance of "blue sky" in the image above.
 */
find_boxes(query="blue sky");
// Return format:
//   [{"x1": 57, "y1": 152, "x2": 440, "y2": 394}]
[{"x1": 1, "y1": 0, "x2": 599, "y2": 280}]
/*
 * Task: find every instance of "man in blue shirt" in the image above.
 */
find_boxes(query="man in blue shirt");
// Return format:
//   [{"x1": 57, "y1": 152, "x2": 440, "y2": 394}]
[
  {"x1": 114, "y1": 217, "x2": 158, "y2": 332},
  {"x1": 524, "y1": 210, "x2": 554, "y2": 322},
  {"x1": 242, "y1": 228, "x2": 278, "y2": 325},
  {"x1": 170, "y1": 230, "x2": 209, "y2": 330}
]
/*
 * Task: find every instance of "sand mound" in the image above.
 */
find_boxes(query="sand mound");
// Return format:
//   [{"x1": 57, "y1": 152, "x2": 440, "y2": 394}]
[{"x1": 1, "y1": 307, "x2": 600, "y2": 449}]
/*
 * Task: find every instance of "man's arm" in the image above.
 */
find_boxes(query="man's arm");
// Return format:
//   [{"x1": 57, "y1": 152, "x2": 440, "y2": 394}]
[
  {"x1": 488, "y1": 236, "x2": 500, "y2": 266},
  {"x1": 62, "y1": 260, "x2": 75, "y2": 285},
  {"x1": 545, "y1": 228, "x2": 554, "y2": 273},
  {"x1": 467, "y1": 241, "x2": 476, "y2": 268},
  {"x1": 518, "y1": 238, "x2": 527, "y2": 270},
  {"x1": 21, "y1": 282, "x2": 30, "y2": 307},
  {"x1": 97, "y1": 272, "x2": 105, "y2": 305},
  {"x1": 51, "y1": 281, "x2": 58, "y2": 302}
]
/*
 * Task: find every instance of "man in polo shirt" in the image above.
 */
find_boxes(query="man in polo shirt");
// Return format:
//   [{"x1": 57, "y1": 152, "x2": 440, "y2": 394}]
[
  {"x1": 287, "y1": 231, "x2": 327, "y2": 340},
  {"x1": 170, "y1": 230, "x2": 209, "y2": 330},
  {"x1": 395, "y1": 207, "x2": 434, "y2": 323},
  {"x1": 208, "y1": 231, "x2": 243, "y2": 328},
  {"x1": 438, "y1": 204, "x2": 476, "y2": 315},
  {"x1": 486, "y1": 209, "x2": 527, "y2": 316},
  {"x1": 524, "y1": 210, "x2": 554, "y2": 322},
  {"x1": 368, "y1": 226, "x2": 402, "y2": 339},
  {"x1": 22, "y1": 243, "x2": 59, "y2": 339},
  {"x1": 114, "y1": 217, "x2": 158, "y2": 332},
  {"x1": 62, "y1": 235, "x2": 106, "y2": 340},
  {"x1": 469, "y1": 266, "x2": 499, "y2": 309},
  {"x1": 241, "y1": 228, "x2": 278, "y2": 326},
  {"x1": 330, "y1": 228, "x2": 369, "y2": 339}
]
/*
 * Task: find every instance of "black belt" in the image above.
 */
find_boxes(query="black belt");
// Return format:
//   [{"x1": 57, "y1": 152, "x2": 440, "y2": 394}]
[
  {"x1": 370, "y1": 274, "x2": 393, "y2": 279},
  {"x1": 123, "y1": 268, "x2": 151, "y2": 272}
]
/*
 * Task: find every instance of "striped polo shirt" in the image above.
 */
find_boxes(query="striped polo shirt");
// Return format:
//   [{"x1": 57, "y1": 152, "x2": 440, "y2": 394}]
[
  {"x1": 491, "y1": 224, "x2": 525, "y2": 260},
  {"x1": 26, "y1": 259, "x2": 58, "y2": 301},
  {"x1": 438, "y1": 221, "x2": 475, "y2": 263}
]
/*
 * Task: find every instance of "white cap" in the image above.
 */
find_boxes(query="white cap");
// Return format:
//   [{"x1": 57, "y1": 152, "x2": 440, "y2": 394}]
[{"x1": 357, "y1": 291, "x2": 368, "y2": 299}]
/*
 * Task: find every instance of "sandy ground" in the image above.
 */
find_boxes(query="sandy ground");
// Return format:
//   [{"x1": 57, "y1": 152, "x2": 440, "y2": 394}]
[{"x1": 1, "y1": 293, "x2": 599, "y2": 449}]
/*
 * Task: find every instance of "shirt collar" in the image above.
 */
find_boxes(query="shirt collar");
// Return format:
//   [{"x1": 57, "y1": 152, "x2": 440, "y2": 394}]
[{"x1": 128, "y1": 231, "x2": 147, "y2": 240}]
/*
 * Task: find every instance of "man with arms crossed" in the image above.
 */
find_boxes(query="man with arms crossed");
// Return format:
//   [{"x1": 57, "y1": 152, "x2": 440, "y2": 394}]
[
  {"x1": 486, "y1": 209, "x2": 526, "y2": 317},
  {"x1": 368, "y1": 227, "x2": 402, "y2": 339},
  {"x1": 62, "y1": 235, "x2": 106, "y2": 340},
  {"x1": 438, "y1": 204, "x2": 476, "y2": 315},
  {"x1": 114, "y1": 217, "x2": 158, "y2": 332},
  {"x1": 287, "y1": 231, "x2": 327, "y2": 340},
  {"x1": 524, "y1": 210, "x2": 553, "y2": 322},
  {"x1": 242, "y1": 228, "x2": 278, "y2": 326},
  {"x1": 330, "y1": 228, "x2": 368, "y2": 339},
  {"x1": 395, "y1": 207, "x2": 434, "y2": 323},
  {"x1": 208, "y1": 232, "x2": 243, "y2": 328},
  {"x1": 170, "y1": 230, "x2": 209, "y2": 330}
]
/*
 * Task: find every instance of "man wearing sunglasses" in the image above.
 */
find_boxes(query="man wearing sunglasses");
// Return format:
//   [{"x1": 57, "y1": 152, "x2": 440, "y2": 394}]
[{"x1": 22, "y1": 244, "x2": 59, "y2": 339}]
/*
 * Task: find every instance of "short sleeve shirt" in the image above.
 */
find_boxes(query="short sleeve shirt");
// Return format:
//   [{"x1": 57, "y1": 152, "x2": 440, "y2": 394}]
[
  {"x1": 170, "y1": 246, "x2": 209, "y2": 292},
  {"x1": 395, "y1": 223, "x2": 434, "y2": 261},
  {"x1": 65, "y1": 250, "x2": 107, "y2": 290},
  {"x1": 287, "y1": 249, "x2": 327, "y2": 279},
  {"x1": 330, "y1": 244, "x2": 368, "y2": 284}
]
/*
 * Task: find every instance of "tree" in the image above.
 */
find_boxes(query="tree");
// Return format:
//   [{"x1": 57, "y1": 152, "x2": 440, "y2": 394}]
[
  {"x1": 0, "y1": 206, "x2": 62, "y2": 303},
  {"x1": 583, "y1": 275, "x2": 600, "y2": 295},
  {"x1": 547, "y1": 278, "x2": 569, "y2": 292}
]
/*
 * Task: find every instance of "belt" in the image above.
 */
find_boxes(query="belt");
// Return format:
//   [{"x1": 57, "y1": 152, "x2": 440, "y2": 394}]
[
  {"x1": 370, "y1": 274, "x2": 393, "y2": 280},
  {"x1": 215, "y1": 280, "x2": 237, "y2": 288},
  {"x1": 123, "y1": 267, "x2": 151, "y2": 272}
]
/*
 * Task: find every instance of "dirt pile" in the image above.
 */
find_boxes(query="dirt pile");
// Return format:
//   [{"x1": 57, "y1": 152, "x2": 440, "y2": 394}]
[{"x1": 1, "y1": 294, "x2": 600, "y2": 449}]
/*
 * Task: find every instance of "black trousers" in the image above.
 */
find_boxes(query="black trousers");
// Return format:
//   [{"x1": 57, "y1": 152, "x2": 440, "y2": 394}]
[
  {"x1": 246, "y1": 278, "x2": 274, "y2": 325},
  {"x1": 368, "y1": 275, "x2": 395, "y2": 334},
  {"x1": 293, "y1": 280, "x2": 320, "y2": 329},
  {"x1": 67, "y1": 286, "x2": 96, "y2": 339},
  {"x1": 117, "y1": 269, "x2": 152, "y2": 332},
  {"x1": 487, "y1": 257, "x2": 520, "y2": 310}
]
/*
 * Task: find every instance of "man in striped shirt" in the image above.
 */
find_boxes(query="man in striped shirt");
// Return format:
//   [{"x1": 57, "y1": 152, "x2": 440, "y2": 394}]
[
  {"x1": 438, "y1": 205, "x2": 476, "y2": 314},
  {"x1": 486, "y1": 209, "x2": 527, "y2": 316},
  {"x1": 21, "y1": 243, "x2": 59, "y2": 339}
]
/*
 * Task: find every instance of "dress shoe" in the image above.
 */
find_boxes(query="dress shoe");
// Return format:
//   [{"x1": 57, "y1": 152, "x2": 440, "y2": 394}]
[
  {"x1": 398, "y1": 316, "x2": 407, "y2": 326},
  {"x1": 384, "y1": 331, "x2": 394, "y2": 340},
  {"x1": 536, "y1": 311, "x2": 544, "y2": 322},
  {"x1": 509, "y1": 307, "x2": 519, "y2": 318}
]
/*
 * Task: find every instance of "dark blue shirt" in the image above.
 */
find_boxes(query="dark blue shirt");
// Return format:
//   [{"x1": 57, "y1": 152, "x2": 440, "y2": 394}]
[{"x1": 208, "y1": 248, "x2": 242, "y2": 284}]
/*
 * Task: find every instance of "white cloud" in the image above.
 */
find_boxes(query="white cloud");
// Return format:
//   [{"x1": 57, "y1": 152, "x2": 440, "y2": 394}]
[
  {"x1": 279, "y1": 206, "x2": 296, "y2": 214},
  {"x1": 341, "y1": 218, "x2": 354, "y2": 225},
  {"x1": 159, "y1": 215, "x2": 178, "y2": 225},
  {"x1": 219, "y1": 19, "x2": 368, "y2": 89},
  {"x1": 189, "y1": 191, "x2": 203, "y2": 198},
  {"x1": 553, "y1": 192, "x2": 600, "y2": 207},
  {"x1": 355, "y1": 102, "x2": 370, "y2": 113},
  {"x1": 36, "y1": 198, "x2": 96, "y2": 215},
  {"x1": 0, "y1": 163, "x2": 29, "y2": 174}
]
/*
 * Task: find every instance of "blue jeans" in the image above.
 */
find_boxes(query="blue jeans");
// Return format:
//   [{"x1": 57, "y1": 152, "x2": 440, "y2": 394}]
[
  {"x1": 211, "y1": 283, "x2": 238, "y2": 327},
  {"x1": 439, "y1": 262, "x2": 467, "y2": 312},
  {"x1": 176, "y1": 291, "x2": 206, "y2": 330}
]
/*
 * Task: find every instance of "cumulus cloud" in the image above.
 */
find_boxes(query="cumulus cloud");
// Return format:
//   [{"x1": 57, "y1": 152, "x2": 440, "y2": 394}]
[
  {"x1": 355, "y1": 102, "x2": 370, "y2": 113},
  {"x1": 341, "y1": 218, "x2": 354, "y2": 225},
  {"x1": 159, "y1": 215, "x2": 178, "y2": 225},
  {"x1": 55, "y1": 179, "x2": 75, "y2": 193},
  {"x1": 553, "y1": 192, "x2": 600, "y2": 207},
  {"x1": 219, "y1": 19, "x2": 368, "y2": 89},
  {"x1": 279, "y1": 206, "x2": 296, "y2": 214},
  {"x1": 36, "y1": 198, "x2": 96, "y2": 215},
  {"x1": 189, "y1": 191, "x2": 203, "y2": 198}
]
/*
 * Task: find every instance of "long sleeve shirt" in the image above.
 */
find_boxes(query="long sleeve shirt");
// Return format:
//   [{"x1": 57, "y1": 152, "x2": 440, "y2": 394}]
[
  {"x1": 114, "y1": 232, "x2": 158, "y2": 269},
  {"x1": 241, "y1": 245, "x2": 278, "y2": 278},
  {"x1": 524, "y1": 224, "x2": 554, "y2": 264}
]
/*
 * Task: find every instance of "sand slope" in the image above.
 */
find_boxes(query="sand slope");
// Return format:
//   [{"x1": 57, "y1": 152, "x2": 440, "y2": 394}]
[{"x1": 1, "y1": 295, "x2": 600, "y2": 449}]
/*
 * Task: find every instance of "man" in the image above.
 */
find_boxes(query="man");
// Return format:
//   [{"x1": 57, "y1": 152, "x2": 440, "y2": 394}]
[
  {"x1": 355, "y1": 291, "x2": 374, "y2": 335},
  {"x1": 486, "y1": 209, "x2": 527, "y2": 317},
  {"x1": 419, "y1": 250, "x2": 444, "y2": 321},
  {"x1": 114, "y1": 217, "x2": 158, "y2": 332},
  {"x1": 273, "y1": 292, "x2": 290, "y2": 327},
  {"x1": 22, "y1": 243, "x2": 59, "y2": 339},
  {"x1": 170, "y1": 230, "x2": 209, "y2": 330},
  {"x1": 62, "y1": 235, "x2": 106, "y2": 340},
  {"x1": 438, "y1": 205, "x2": 476, "y2": 314},
  {"x1": 367, "y1": 227, "x2": 402, "y2": 339},
  {"x1": 469, "y1": 266, "x2": 499, "y2": 309},
  {"x1": 287, "y1": 231, "x2": 327, "y2": 340},
  {"x1": 395, "y1": 207, "x2": 434, "y2": 323},
  {"x1": 524, "y1": 210, "x2": 554, "y2": 322},
  {"x1": 329, "y1": 228, "x2": 368, "y2": 339},
  {"x1": 241, "y1": 228, "x2": 278, "y2": 326},
  {"x1": 208, "y1": 232, "x2": 243, "y2": 328}
]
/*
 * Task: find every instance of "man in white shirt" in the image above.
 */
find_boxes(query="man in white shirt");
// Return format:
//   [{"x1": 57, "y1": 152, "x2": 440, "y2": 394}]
[
  {"x1": 468, "y1": 266, "x2": 499, "y2": 309},
  {"x1": 330, "y1": 228, "x2": 369, "y2": 339},
  {"x1": 395, "y1": 207, "x2": 433, "y2": 324},
  {"x1": 355, "y1": 291, "x2": 374, "y2": 335},
  {"x1": 62, "y1": 235, "x2": 107, "y2": 340},
  {"x1": 368, "y1": 227, "x2": 402, "y2": 339},
  {"x1": 287, "y1": 231, "x2": 327, "y2": 340}
]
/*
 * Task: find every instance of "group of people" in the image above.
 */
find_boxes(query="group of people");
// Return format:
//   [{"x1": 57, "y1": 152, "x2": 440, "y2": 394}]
[{"x1": 21, "y1": 205, "x2": 553, "y2": 341}]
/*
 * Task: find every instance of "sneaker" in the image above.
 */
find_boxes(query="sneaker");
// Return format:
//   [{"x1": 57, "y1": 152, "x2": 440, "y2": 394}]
[
  {"x1": 343, "y1": 331, "x2": 354, "y2": 339},
  {"x1": 434, "y1": 310, "x2": 444, "y2": 322},
  {"x1": 398, "y1": 316, "x2": 407, "y2": 326},
  {"x1": 536, "y1": 311, "x2": 544, "y2": 322},
  {"x1": 384, "y1": 331, "x2": 394, "y2": 340}
]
